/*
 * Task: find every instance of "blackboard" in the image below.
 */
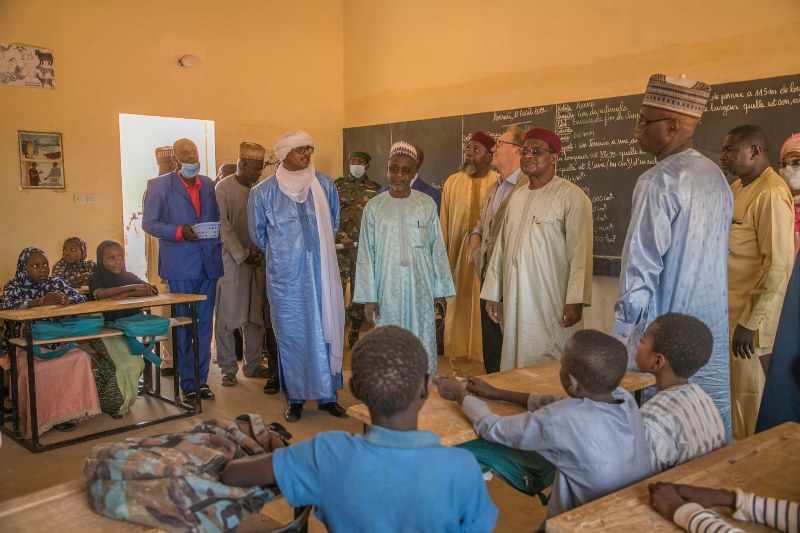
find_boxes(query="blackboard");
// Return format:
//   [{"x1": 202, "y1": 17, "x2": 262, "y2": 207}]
[{"x1": 343, "y1": 73, "x2": 800, "y2": 275}]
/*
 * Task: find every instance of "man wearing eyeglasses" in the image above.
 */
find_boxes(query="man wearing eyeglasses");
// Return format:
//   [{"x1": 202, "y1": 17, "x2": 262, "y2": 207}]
[
  {"x1": 441, "y1": 131, "x2": 499, "y2": 367},
  {"x1": 719, "y1": 124, "x2": 793, "y2": 440},
  {"x1": 481, "y1": 128, "x2": 592, "y2": 369},
  {"x1": 612, "y1": 74, "x2": 734, "y2": 442},
  {"x1": 248, "y1": 130, "x2": 348, "y2": 423},
  {"x1": 353, "y1": 141, "x2": 455, "y2": 374},
  {"x1": 465, "y1": 126, "x2": 529, "y2": 373}
]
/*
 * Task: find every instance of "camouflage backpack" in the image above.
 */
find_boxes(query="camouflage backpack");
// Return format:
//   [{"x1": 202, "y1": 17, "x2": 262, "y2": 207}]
[{"x1": 83, "y1": 414, "x2": 290, "y2": 532}]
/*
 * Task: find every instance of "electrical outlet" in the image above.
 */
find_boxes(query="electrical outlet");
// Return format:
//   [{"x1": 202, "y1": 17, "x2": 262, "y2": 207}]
[
  {"x1": 86, "y1": 193, "x2": 98, "y2": 204},
  {"x1": 74, "y1": 192, "x2": 86, "y2": 204}
]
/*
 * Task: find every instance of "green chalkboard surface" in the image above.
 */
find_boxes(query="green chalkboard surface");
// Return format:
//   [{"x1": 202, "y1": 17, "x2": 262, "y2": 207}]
[{"x1": 343, "y1": 73, "x2": 800, "y2": 275}]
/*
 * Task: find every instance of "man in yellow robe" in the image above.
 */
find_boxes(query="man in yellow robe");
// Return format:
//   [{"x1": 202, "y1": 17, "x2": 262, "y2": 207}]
[
  {"x1": 720, "y1": 124, "x2": 794, "y2": 440},
  {"x1": 440, "y1": 131, "x2": 498, "y2": 364}
]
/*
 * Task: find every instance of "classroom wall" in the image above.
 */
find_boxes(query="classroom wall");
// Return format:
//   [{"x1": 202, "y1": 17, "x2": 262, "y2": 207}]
[
  {"x1": 0, "y1": 0, "x2": 344, "y2": 282},
  {"x1": 342, "y1": 0, "x2": 800, "y2": 331}
]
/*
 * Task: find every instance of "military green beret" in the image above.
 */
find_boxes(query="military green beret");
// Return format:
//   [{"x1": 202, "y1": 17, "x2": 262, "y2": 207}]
[{"x1": 348, "y1": 150, "x2": 372, "y2": 162}]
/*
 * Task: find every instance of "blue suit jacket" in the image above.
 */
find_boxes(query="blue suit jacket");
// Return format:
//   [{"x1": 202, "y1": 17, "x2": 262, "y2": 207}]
[
  {"x1": 379, "y1": 176, "x2": 442, "y2": 214},
  {"x1": 142, "y1": 171, "x2": 223, "y2": 281}
]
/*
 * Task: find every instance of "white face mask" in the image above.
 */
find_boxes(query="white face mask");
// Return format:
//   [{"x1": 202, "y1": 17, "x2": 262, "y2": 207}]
[
  {"x1": 779, "y1": 165, "x2": 800, "y2": 190},
  {"x1": 349, "y1": 164, "x2": 366, "y2": 178}
]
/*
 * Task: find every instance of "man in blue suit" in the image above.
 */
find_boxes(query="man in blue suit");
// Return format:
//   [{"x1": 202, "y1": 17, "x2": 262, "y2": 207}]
[
  {"x1": 378, "y1": 143, "x2": 441, "y2": 214},
  {"x1": 143, "y1": 138, "x2": 223, "y2": 403}
]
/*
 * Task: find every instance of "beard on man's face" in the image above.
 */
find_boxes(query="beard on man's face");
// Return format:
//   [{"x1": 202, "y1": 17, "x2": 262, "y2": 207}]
[{"x1": 460, "y1": 161, "x2": 477, "y2": 175}]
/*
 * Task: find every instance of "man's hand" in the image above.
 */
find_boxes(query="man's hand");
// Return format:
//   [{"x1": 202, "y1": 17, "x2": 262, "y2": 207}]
[
  {"x1": 731, "y1": 324, "x2": 756, "y2": 359},
  {"x1": 244, "y1": 248, "x2": 263, "y2": 265},
  {"x1": 465, "y1": 377, "x2": 497, "y2": 400},
  {"x1": 364, "y1": 302, "x2": 380, "y2": 326},
  {"x1": 649, "y1": 482, "x2": 688, "y2": 521},
  {"x1": 181, "y1": 224, "x2": 199, "y2": 242},
  {"x1": 465, "y1": 233, "x2": 481, "y2": 263},
  {"x1": 434, "y1": 297, "x2": 447, "y2": 318},
  {"x1": 485, "y1": 300, "x2": 501, "y2": 324},
  {"x1": 340, "y1": 234, "x2": 355, "y2": 249},
  {"x1": 560, "y1": 303, "x2": 583, "y2": 327},
  {"x1": 433, "y1": 376, "x2": 468, "y2": 403}
]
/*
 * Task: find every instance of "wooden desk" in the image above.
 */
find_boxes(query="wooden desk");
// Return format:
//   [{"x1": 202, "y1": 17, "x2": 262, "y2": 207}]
[
  {"x1": 346, "y1": 361, "x2": 655, "y2": 446},
  {"x1": 546, "y1": 422, "x2": 800, "y2": 533},
  {"x1": 0, "y1": 293, "x2": 205, "y2": 453},
  {"x1": 0, "y1": 479, "x2": 311, "y2": 533}
]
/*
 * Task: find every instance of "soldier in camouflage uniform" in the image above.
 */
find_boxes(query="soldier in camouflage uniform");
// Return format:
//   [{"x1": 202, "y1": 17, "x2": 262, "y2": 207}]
[{"x1": 336, "y1": 150, "x2": 382, "y2": 347}]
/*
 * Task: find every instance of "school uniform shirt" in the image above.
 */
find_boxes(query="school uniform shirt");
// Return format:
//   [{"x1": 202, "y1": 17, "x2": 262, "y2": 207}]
[
  {"x1": 462, "y1": 387, "x2": 652, "y2": 518},
  {"x1": 640, "y1": 383, "x2": 726, "y2": 473},
  {"x1": 272, "y1": 425, "x2": 498, "y2": 533}
]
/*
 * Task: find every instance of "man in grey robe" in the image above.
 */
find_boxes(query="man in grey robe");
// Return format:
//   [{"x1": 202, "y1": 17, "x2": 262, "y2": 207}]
[{"x1": 214, "y1": 142, "x2": 270, "y2": 386}]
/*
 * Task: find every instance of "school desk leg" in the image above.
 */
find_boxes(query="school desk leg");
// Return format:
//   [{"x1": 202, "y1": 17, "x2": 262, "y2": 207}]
[
  {"x1": 171, "y1": 304, "x2": 180, "y2": 404},
  {"x1": 24, "y1": 321, "x2": 41, "y2": 451},
  {"x1": 8, "y1": 340, "x2": 20, "y2": 437},
  {"x1": 635, "y1": 389, "x2": 644, "y2": 407},
  {"x1": 191, "y1": 301, "x2": 201, "y2": 414}
]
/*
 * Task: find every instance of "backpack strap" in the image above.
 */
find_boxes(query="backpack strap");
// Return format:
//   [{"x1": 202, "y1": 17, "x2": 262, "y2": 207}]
[{"x1": 32, "y1": 342, "x2": 76, "y2": 359}]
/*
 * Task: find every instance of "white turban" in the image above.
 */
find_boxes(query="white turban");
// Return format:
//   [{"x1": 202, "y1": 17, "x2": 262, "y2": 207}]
[{"x1": 274, "y1": 130, "x2": 314, "y2": 161}]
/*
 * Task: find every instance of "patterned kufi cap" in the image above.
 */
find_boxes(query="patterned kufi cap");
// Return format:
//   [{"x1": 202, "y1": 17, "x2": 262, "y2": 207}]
[
  {"x1": 155, "y1": 146, "x2": 173, "y2": 161},
  {"x1": 642, "y1": 74, "x2": 711, "y2": 119},
  {"x1": 239, "y1": 142, "x2": 266, "y2": 160},
  {"x1": 389, "y1": 141, "x2": 417, "y2": 162}
]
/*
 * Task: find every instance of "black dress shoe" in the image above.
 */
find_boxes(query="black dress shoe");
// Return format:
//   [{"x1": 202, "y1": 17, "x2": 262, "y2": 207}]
[
  {"x1": 318, "y1": 402, "x2": 349, "y2": 418},
  {"x1": 263, "y1": 377, "x2": 280, "y2": 395},
  {"x1": 160, "y1": 367, "x2": 175, "y2": 377},
  {"x1": 285, "y1": 404, "x2": 303, "y2": 422},
  {"x1": 182, "y1": 391, "x2": 198, "y2": 406},
  {"x1": 200, "y1": 384, "x2": 215, "y2": 400}
]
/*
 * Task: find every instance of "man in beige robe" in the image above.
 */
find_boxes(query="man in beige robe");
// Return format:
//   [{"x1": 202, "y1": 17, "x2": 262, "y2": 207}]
[
  {"x1": 465, "y1": 126, "x2": 528, "y2": 373},
  {"x1": 719, "y1": 124, "x2": 794, "y2": 439},
  {"x1": 214, "y1": 142, "x2": 269, "y2": 387},
  {"x1": 482, "y1": 128, "x2": 592, "y2": 369},
  {"x1": 440, "y1": 131, "x2": 498, "y2": 364},
  {"x1": 145, "y1": 146, "x2": 178, "y2": 374}
]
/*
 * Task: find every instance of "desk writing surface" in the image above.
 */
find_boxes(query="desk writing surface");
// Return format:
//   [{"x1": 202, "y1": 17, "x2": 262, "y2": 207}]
[
  {"x1": 0, "y1": 293, "x2": 205, "y2": 321},
  {"x1": 347, "y1": 361, "x2": 655, "y2": 446},
  {"x1": 546, "y1": 422, "x2": 800, "y2": 533}
]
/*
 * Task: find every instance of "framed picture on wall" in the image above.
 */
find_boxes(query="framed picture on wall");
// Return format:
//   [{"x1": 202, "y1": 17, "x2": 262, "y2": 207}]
[{"x1": 18, "y1": 131, "x2": 65, "y2": 189}]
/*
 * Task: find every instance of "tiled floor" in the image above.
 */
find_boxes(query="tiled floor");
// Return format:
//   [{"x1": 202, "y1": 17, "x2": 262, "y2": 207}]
[{"x1": 0, "y1": 346, "x2": 548, "y2": 532}]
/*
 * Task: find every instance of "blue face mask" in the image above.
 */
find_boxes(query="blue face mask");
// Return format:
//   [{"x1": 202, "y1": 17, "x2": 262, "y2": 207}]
[{"x1": 180, "y1": 161, "x2": 201, "y2": 178}]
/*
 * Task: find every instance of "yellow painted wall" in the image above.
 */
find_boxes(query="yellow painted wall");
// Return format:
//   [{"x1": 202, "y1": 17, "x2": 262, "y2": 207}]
[
  {"x1": 342, "y1": 0, "x2": 800, "y2": 331},
  {"x1": 0, "y1": 0, "x2": 343, "y2": 282},
  {"x1": 343, "y1": 0, "x2": 800, "y2": 127}
]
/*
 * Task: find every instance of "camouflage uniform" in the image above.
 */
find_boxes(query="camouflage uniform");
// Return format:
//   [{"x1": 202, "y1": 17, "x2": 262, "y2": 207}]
[{"x1": 335, "y1": 173, "x2": 381, "y2": 343}]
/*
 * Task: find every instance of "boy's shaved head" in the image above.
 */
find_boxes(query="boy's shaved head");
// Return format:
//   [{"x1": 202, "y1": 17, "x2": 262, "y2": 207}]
[
  {"x1": 562, "y1": 330, "x2": 627, "y2": 394},
  {"x1": 350, "y1": 326, "x2": 428, "y2": 418},
  {"x1": 648, "y1": 313, "x2": 713, "y2": 378}
]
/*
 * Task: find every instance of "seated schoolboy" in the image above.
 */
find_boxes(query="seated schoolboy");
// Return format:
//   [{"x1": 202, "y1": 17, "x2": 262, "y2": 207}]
[
  {"x1": 435, "y1": 329, "x2": 653, "y2": 519},
  {"x1": 87, "y1": 240, "x2": 157, "y2": 418},
  {"x1": 223, "y1": 326, "x2": 498, "y2": 533},
  {"x1": 649, "y1": 481, "x2": 799, "y2": 533},
  {"x1": 635, "y1": 313, "x2": 726, "y2": 473},
  {"x1": 2, "y1": 247, "x2": 100, "y2": 435},
  {"x1": 52, "y1": 237, "x2": 97, "y2": 288}
]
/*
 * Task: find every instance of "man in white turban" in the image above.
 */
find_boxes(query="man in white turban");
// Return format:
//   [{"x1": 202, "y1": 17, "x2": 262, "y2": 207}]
[{"x1": 248, "y1": 131, "x2": 347, "y2": 423}]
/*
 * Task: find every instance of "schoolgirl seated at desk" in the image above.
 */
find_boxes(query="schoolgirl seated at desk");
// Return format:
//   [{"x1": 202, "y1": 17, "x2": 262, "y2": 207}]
[
  {"x1": 1, "y1": 247, "x2": 100, "y2": 436},
  {"x1": 87, "y1": 240, "x2": 157, "y2": 418}
]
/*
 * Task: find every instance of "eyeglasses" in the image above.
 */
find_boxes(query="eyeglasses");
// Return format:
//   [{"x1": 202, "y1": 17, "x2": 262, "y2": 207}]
[
  {"x1": 388, "y1": 165, "x2": 415, "y2": 176},
  {"x1": 293, "y1": 146, "x2": 315, "y2": 155},
  {"x1": 635, "y1": 117, "x2": 672, "y2": 127},
  {"x1": 519, "y1": 147, "x2": 554, "y2": 157},
  {"x1": 495, "y1": 140, "x2": 521, "y2": 150}
]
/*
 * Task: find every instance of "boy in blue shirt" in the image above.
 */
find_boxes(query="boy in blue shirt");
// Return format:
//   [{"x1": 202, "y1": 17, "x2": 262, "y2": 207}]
[
  {"x1": 436, "y1": 329, "x2": 652, "y2": 520},
  {"x1": 223, "y1": 326, "x2": 498, "y2": 533}
]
